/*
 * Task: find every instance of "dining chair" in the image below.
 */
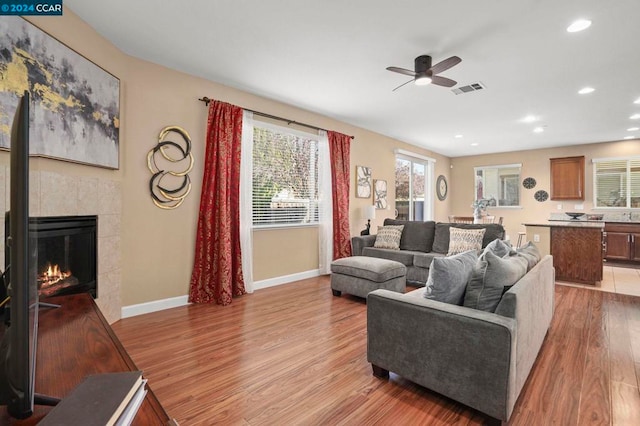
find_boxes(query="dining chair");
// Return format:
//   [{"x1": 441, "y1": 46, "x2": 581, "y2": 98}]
[
  {"x1": 482, "y1": 215, "x2": 496, "y2": 224},
  {"x1": 449, "y1": 216, "x2": 474, "y2": 224}
]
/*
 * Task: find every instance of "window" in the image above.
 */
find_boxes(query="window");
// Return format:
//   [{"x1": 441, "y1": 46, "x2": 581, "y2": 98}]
[
  {"x1": 474, "y1": 164, "x2": 521, "y2": 207},
  {"x1": 394, "y1": 150, "x2": 434, "y2": 221},
  {"x1": 593, "y1": 157, "x2": 640, "y2": 208},
  {"x1": 252, "y1": 123, "x2": 319, "y2": 227}
]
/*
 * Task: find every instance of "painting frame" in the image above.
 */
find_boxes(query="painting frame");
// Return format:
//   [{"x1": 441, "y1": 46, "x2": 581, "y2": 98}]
[
  {"x1": 374, "y1": 179, "x2": 388, "y2": 209},
  {"x1": 0, "y1": 17, "x2": 120, "y2": 169},
  {"x1": 356, "y1": 165, "x2": 372, "y2": 198}
]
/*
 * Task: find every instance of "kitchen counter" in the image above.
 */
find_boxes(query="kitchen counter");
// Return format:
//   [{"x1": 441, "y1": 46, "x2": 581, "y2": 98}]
[
  {"x1": 524, "y1": 220, "x2": 605, "y2": 229},
  {"x1": 524, "y1": 222, "x2": 603, "y2": 284}
]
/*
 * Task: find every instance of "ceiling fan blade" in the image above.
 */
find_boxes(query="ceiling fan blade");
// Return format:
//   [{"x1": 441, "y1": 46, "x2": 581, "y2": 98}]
[
  {"x1": 386, "y1": 66, "x2": 416, "y2": 77},
  {"x1": 431, "y1": 75, "x2": 457, "y2": 87},
  {"x1": 429, "y1": 56, "x2": 462, "y2": 74},
  {"x1": 392, "y1": 78, "x2": 415, "y2": 91}
]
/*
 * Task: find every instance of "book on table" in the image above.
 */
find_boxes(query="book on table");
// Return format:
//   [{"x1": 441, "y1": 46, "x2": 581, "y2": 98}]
[{"x1": 39, "y1": 371, "x2": 147, "y2": 426}]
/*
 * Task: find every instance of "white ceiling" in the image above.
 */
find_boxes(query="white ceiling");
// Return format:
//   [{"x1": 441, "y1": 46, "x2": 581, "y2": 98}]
[{"x1": 65, "y1": 0, "x2": 640, "y2": 158}]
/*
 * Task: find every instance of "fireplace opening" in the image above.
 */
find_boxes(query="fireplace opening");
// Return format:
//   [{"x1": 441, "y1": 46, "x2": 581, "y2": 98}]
[{"x1": 4, "y1": 215, "x2": 97, "y2": 298}]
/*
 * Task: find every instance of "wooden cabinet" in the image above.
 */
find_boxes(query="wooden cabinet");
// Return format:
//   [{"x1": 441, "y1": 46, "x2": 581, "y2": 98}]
[
  {"x1": 604, "y1": 223, "x2": 640, "y2": 262},
  {"x1": 551, "y1": 226, "x2": 603, "y2": 284},
  {"x1": 550, "y1": 156, "x2": 585, "y2": 200}
]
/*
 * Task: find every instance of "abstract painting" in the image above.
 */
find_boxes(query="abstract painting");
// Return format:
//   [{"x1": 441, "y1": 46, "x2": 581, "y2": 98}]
[
  {"x1": 356, "y1": 165, "x2": 371, "y2": 198},
  {"x1": 374, "y1": 179, "x2": 387, "y2": 209},
  {"x1": 0, "y1": 17, "x2": 120, "y2": 169}
]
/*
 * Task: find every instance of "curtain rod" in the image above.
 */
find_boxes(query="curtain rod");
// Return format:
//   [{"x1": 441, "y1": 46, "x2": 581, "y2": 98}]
[{"x1": 198, "y1": 97, "x2": 354, "y2": 139}]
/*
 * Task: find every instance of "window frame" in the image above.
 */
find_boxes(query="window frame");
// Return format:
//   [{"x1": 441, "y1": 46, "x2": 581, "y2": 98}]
[
  {"x1": 474, "y1": 163, "x2": 522, "y2": 208},
  {"x1": 251, "y1": 121, "x2": 321, "y2": 229},
  {"x1": 592, "y1": 155, "x2": 640, "y2": 210},
  {"x1": 394, "y1": 149, "x2": 435, "y2": 221}
]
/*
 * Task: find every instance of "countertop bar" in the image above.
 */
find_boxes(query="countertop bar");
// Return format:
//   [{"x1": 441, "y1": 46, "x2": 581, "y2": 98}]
[{"x1": 523, "y1": 221, "x2": 605, "y2": 229}]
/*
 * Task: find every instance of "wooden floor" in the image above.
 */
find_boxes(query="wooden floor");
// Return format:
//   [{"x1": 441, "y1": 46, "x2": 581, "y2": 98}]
[{"x1": 112, "y1": 277, "x2": 640, "y2": 425}]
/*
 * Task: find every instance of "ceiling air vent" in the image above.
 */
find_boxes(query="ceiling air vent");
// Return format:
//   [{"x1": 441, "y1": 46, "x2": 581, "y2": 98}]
[{"x1": 452, "y1": 81, "x2": 486, "y2": 95}]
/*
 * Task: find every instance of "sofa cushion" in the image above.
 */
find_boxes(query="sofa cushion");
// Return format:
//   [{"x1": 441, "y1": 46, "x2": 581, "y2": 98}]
[
  {"x1": 424, "y1": 250, "x2": 478, "y2": 305},
  {"x1": 463, "y1": 251, "x2": 528, "y2": 312},
  {"x1": 447, "y1": 227, "x2": 486, "y2": 256},
  {"x1": 481, "y1": 238, "x2": 516, "y2": 259},
  {"x1": 362, "y1": 247, "x2": 416, "y2": 266},
  {"x1": 516, "y1": 241, "x2": 541, "y2": 271},
  {"x1": 383, "y1": 219, "x2": 436, "y2": 252},
  {"x1": 330, "y1": 256, "x2": 406, "y2": 282},
  {"x1": 413, "y1": 252, "x2": 446, "y2": 268},
  {"x1": 432, "y1": 223, "x2": 506, "y2": 254},
  {"x1": 374, "y1": 225, "x2": 404, "y2": 250}
]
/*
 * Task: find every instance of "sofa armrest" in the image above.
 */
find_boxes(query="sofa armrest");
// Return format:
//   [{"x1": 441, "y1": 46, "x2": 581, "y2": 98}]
[
  {"x1": 495, "y1": 255, "x2": 555, "y2": 398},
  {"x1": 351, "y1": 234, "x2": 376, "y2": 256},
  {"x1": 367, "y1": 290, "x2": 517, "y2": 421}
]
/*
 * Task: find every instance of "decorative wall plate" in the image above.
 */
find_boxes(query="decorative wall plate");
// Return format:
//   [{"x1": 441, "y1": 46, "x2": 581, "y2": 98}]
[
  {"x1": 522, "y1": 177, "x2": 537, "y2": 189},
  {"x1": 534, "y1": 190, "x2": 549, "y2": 202},
  {"x1": 436, "y1": 175, "x2": 448, "y2": 201}
]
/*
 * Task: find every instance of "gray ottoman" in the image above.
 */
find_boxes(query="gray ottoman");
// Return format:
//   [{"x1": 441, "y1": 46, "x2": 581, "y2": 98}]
[{"x1": 331, "y1": 256, "x2": 406, "y2": 298}]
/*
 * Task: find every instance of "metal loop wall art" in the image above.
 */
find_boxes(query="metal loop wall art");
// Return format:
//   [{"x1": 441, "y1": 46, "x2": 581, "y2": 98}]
[{"x1": 147, "y1": 126, "x2": 194, "y2": 209}]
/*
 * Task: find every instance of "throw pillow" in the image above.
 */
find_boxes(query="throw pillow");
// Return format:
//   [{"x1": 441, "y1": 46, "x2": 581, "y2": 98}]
[
  {"x1": 447, "y1": 227, "x2": 486, "y2": 256},
  {"x1": 517, "y1": 241, "x2": 542, "y2": 271},
  {"x1": 481, "y1": 238, "x2": 516, "y2": 260},
  {"x1": 424, "y1": 250, "x2": 478, "y2": 305},
  {"x1": 463, "y1": 251, "x2": 528, "y2": 312},
  {"x1": 373, "y1": 225, "x2": 404, "y2": 250}
]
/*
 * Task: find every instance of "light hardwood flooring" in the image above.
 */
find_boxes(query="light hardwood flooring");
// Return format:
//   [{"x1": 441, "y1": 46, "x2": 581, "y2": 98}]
[{"x1": 113, "y1": 277, "x2": 640, "y2": 425}]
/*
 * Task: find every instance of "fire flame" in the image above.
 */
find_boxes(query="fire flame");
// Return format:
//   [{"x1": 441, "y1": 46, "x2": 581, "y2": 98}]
[{"x1": 39, "y1": 263, "x2": 72, "y2": 288}]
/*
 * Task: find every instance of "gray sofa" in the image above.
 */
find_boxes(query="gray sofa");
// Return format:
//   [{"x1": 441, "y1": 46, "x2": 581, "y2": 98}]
[
  {"x1": 367, "y1": 254, "x2": 555, "y2": 422},
  {"x1": 352, "y1": 219, "x2": 505, "y2": 286}
]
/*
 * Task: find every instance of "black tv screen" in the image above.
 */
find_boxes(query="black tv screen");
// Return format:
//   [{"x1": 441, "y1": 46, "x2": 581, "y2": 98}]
[{"x1": 0, "y1": 90, "x2": 39, "y2": 419}]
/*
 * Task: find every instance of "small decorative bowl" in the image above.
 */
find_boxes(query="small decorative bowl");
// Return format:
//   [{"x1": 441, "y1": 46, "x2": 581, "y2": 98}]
[
  {"x1": 566, "y1": 212, "x2": 585, "y2": 220},
  {"x1": 586, "y1": 214, "x2": 604, "y2": 221}
]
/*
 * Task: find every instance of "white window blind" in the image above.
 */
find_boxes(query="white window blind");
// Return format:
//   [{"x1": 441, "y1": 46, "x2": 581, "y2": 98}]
[
  {"x1": 593, "y1": 157, "x2": 640, "y2": 208},
  {"x1": 252, "y1": 124, "x2": 319, "y2": 227}
]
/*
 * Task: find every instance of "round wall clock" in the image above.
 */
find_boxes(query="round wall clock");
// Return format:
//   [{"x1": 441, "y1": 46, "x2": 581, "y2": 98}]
[
  {"x1": 436, "y1": 175, "x2": 448, "y2": 201},
  {"x1": 523, "y1": 177, "x2": 537, "y2": 189},
  {"x1": 534, "y1": 190, "x2": 549, "y2": 202}
]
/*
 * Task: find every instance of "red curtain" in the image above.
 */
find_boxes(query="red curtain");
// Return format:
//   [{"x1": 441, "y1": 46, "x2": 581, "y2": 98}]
[
  {"x1": 189, "y1": 100, "x2": 246, "y2": 305},
  {"x1": 328, "y1": 131, "x2": 352, "y2": 259}
]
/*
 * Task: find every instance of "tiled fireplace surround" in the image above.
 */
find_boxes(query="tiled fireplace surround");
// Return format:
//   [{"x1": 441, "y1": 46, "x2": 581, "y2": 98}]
[{"x1": 0, "y1": 168, "x2": 122, "y2": 324}]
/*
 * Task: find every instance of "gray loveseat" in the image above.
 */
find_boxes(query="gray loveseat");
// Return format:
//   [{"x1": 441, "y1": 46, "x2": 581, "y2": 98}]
[
  {"x1": 351, "y1": 219, "x2": 505, "y2": 286},
  {"x1": 367, "y1": 254, "x2": 555, "y2": 422}
]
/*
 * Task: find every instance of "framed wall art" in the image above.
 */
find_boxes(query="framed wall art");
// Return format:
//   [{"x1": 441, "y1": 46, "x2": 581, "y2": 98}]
[
  {"x1": 373, "y1": 179, "x2": 388, "y2": 209},
  {"x1": 356, "y1": 165, "x2": 372, "y2": 198},
  {"x1": 0, "y1": 17, "x2": 120, "y2": 169}
]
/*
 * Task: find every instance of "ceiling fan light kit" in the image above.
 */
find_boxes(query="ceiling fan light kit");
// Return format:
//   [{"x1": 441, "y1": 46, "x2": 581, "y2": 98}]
[{"x1": 414, "y1": 75, "x2": 432, "y2": 86}]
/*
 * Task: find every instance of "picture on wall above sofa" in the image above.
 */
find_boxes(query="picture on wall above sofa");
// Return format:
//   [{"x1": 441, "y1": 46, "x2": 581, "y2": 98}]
[
  {"x1": 374, "y1": 179, "x2": 387, "y2": 209},
  {"x1": 356, "y1": 165, "x2": 372, "y2": 198},
  {"x1": 0, "y1": 17, "x2": 120, "y2": 169}
]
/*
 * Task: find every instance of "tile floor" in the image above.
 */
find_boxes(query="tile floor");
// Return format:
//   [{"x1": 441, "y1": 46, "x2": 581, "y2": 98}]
[{"x1": 556, "y1": 264, "x2": 640, "y2": 297}]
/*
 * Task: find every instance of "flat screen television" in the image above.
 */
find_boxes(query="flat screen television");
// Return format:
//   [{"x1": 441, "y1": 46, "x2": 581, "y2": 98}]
[{"x1": 0, "y1": 90, "x2": 40, "y2": 418}]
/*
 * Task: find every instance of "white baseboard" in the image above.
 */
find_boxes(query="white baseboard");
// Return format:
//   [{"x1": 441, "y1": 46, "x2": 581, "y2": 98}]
[
  {"x1": 120, "y1": 269, "x2": 321, "y2": 318},
  {"x1": 121, "y1": 295, "x2": 190, "y2": 318},
  {"x1": 252, "y1": 269, "x2": 321, "y2": 290}
]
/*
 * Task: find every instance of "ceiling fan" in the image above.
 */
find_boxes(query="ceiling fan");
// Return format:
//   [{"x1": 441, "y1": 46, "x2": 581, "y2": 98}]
[{"x1": 386, "y1": 55, "x2": 462, "y2": 91}]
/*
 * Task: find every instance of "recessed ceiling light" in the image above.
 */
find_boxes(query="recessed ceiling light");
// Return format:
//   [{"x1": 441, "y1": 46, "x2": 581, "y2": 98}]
[
  {"x1": 624, "y1": 136, "x2": 635, "y2": 140},
  {"x1": 630, "y1": 114, "x2": 640, "y2": 120},
  {"x1": 533, "y1": 127, "x2": 545, "y2": 133},
  {"x1": 578, "y1": 87, "x2": 595, "y2": 94},
  {"x1": 521, "y1": 115, "x2": 537, "y2": 123},
  {"x1": 455, "y1": 134, "x2": 463, "y2": 138},
  {"x1": 567, "y1": 19, "x2": 592, "y2": 33},
  {"x1": 635, "y1": 98, "x2": 640, "y2": 104},
  {"x1": 627, "y1": 127, "x2": 639, "y2": 131},
  {"x1": 470, "y1": 143, "x2": 479, "y2": 146}
]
